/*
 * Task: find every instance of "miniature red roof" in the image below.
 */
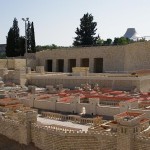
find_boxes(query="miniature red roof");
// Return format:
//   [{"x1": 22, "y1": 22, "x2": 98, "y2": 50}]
[
  {"x1": 116, "y1": 112, "x2": 143, "y2": 118},
  {"x1": 140, "y1": 118, "x2": 149, "y2": 123},
  {"x1": 0, "y1": 98, "x2": 20, "y2": 106}
]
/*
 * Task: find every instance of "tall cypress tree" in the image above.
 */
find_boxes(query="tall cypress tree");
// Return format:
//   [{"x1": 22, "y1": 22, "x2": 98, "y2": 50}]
[
  {"x1": 6, "y1": 28, "x2": 15, "y2": 57},
  {"x1": 6, "y1": 18, "x2": 20, "y2": 57},
  {"x1": 26, "y1": 21, "x2": 36, "y2": 53},
  {"x1": 31, "y1": 22, "x2": 36, "y2": 53},
  {"x1": 73, "y1": 13, "x2": 98, "y2": 46},
  {"x1": 18, "y1": 36, "x2": 25, "y2": 56},
  {"x1": 26, "y1": 21, "x2": 31, "y2": 52},
  {"x1": 12, "y1": 18, "x2": 20, "y2": 56}
]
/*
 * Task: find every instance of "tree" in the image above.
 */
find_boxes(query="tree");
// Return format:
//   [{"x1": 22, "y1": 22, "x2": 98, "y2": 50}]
[
  {"x1": 18, "y1": 36, "x2": 25, "y2": 56},
  {"x1": 31, "y1": 22, "x2": 36, "y2": 53},
  {"x1": 6, "y1": 18, "x2": 20, "y2": 57},
  {"x1": 138, "y1": 38, "x2": 146, "y2": 42},
  {"x1": 6, "y1": 28, "x2": 15, "y2": 57},
  {"x1": 12, "y1": 18, "x2": 20, "y2": 54},
  {"x1": 113, "y1": 37, "x2": 131, "y2": 45},
  {"x1": 73, "y1": 13, "x2": 98, "y2": 46},
  {"x1": 96, "y1": 35, "x2": 104, "y2": 46},
  {"x1": 103, "y1": 38, "x2": 112, "y2": 46},
  {"x1": 26, "y1": 21, "x2": 31, "y2": 52},
  {"x1": 26, "y1": 22, "x2": 36, "y2": 53},
  {"x1": 36, "y1": 44, "x2": 58, "y2": 51}
]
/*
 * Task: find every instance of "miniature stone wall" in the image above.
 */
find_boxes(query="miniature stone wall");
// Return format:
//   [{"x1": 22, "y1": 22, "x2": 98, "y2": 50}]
[
  {"x1": 36, "y1": 66, "x2": 45, "y2": 74},
  {"x1": 0, "y1": 110, "x2": 37, "y2": 145},
  {"x1": 0, "y1": 68, "x2": 8, "y2": 78},
  {"x1": 0, "y1": 110, "x2": 149, "y2": 150},
  {"x1": 30, "y1": 96, "x2": 121, "y2": 116},
  {"x1": 4, "y1": 68, "x2": 27, "y2": 86},
  {"x1": 124, "y1": 42, "x2": 150, "y2": 71},
  {"x1": 72, "y1": 67, "x2": 89, "y2": 76},
  {"x1": 0, "y1": 59, "x2": 26, "y2": 69},
  {"x1": 35, "y1": 41, "x2": 150, "y2": 73},
  {"x1": 0, "y1": 118, "x2": 20, "y2": 143},
  {"x1": 134, "y1": 136, "x2": 150, "y2": 150},
  {"x1": 31, "y1": 124, "x2": 117, "y2": 150},
  {"x1": 36, "y1": 45, "x2": 126, "y2": 73},
  {"x1": 28, "y1": 75, "x2": 145, "y2": 91},
  {"x1": 96, "y1": 106, "x2": 120, "y2": 116},
  {"x1": 34, "y1": 100, "x2": 53, "y2": 110},
  {"x1": 25, "y1": 53, "x2": 38, "y2": 70}
]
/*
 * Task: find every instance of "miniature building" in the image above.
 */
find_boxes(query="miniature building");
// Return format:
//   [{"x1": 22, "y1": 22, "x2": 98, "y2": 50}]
[{"x1": 35, "y1": 41, "x2": 150, "y2": 73}]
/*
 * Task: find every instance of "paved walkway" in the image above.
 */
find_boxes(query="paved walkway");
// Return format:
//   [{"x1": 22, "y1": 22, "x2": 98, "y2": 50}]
[{"x1": 37, "y1": 117, "x2": 90, "y2": 132}]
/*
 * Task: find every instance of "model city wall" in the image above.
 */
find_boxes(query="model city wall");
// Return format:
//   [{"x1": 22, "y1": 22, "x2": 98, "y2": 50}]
[{"x1": 0, "y1": 110, "x2": 150, "y2": 150}]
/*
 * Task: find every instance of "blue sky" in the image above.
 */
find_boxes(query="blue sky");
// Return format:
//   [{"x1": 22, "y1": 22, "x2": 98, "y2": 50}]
[{"x1": 0, "y1": 0, "x2": 150, "y2": 46}]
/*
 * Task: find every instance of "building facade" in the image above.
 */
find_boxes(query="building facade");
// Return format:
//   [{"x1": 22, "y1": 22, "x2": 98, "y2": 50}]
[{"x1": 35, "y1": 41, "x2": 150, "y2": 73}]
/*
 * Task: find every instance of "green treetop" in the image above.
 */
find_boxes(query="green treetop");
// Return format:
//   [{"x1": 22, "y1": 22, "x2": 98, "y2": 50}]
[{"x1": 73, "y1": 13, "x2": 98, "y2": 46}]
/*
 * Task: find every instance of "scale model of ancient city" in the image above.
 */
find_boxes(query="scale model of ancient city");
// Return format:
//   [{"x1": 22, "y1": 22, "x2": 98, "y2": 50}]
[{"x1": 0, "y1": 29, "x2": 150, "y2": 150}]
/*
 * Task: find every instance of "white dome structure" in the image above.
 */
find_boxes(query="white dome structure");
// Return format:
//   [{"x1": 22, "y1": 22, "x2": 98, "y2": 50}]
[{"x1": 123, "y1": 28, "x2": 140, "y2": 40}]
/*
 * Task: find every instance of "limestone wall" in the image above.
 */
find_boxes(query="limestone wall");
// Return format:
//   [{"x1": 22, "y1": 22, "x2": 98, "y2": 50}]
[
  {"x1": 0, "y1": 113, "x2": 150, "y2": 150},
  {"x1": 129, "y1": 109, "x2": 150, "y2": 119},
  {"x1": 0, "y1": 59, "x2": 26, "y2": 69},
  {"x1": 28, "y1": 74, "x2": 146, "y2": 91},
  {"x1": 55, "y1": 102, "x2": 70, "y2": 112},
  {"x1": 36, "y1": 41, "x2": 150, "y2": 73},
  {"x1": 0, "y1": 59, "x2": 7, "y2": 68},
  {"x1": 139, "y1": 77, "x2": 150, "y2": 92},
  {"x1": 31, "y1": 124, "x2": 117, "y2": 150},
  {"x1": 14, "y1": 59, "x2": 26, "y2": 69},
  {"x1": 4, "y1": 68, "x2": 27, "y2": 85},
  {"x1": 29, "y1": 98, "x2": 120, "y2": 116},
  {"x1": 124, "y1": 42, "x2": 150, "y2": 71},
  {"x1": 27, "y1": 59, "x2": 36, "y2": 70},
  {"x1": 34, "y1": 100, "x2": 54, "y2": 110},
  {"x1": 0, "y1": 133, "x2": 40, "y2": 150},
  {"x1": 0, "y1": 118, "x2": 20, "y2": 143},
  {"x1": 20, "y1": 98, "x2": 33, "y2": 107},
  {"x1": 134, "y1": 136, "x2": 150, "y2": 150},
  {"x1": 36, "y1": 45, "x2": 125, "y2": 72},
  {"x1": 0, "y1": 68, "x2": 8, "y2": 77},
  {"x1": 96, "y1": 106, "x2": 120, "y2": 116}
]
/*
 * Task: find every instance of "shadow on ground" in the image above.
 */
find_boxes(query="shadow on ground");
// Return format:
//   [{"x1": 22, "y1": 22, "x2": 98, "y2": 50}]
[{"x1": 0, "y1": 134, "x2": 41, "y2": 150}]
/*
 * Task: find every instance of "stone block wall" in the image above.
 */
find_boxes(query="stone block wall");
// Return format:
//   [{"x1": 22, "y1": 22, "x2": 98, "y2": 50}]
[
  {"x1": 31, "y1": 124, "x2": 117, "y2": 150},
  {"x1": 0, "y1": 59, "x2": 26, "y2": 69},
  {"x1": 3, "y1": 69, "x2": 27, "y2": 86},
  {"x1": 134, "y1": 136, "x2": 150, "y2": 150},
  {"x1": 0, "y1": 112, "x2": 150, "y2": 150},
  {"x1": 28, "y1": 75, "x2": 139, "y2": 90},
  {"x1": 28, "y1": 74, "x2": 148, "y2": 91},
  {"x1": 0, "y1": 68, "x2": 8, "y2": 78},
  {"x1": 27, "y1": 59, "x2": 36, "y2": 70},
  {"x1": 0, "y1": 118, "x2": 20, "y2": 143},
  {"x1": 96, "y1": 106, "x2": 120, "y2": 116},
  {"x1": 124, "y1": 42, "x2": 150, "y2": 71},
  {"x1": 35, "y1": 41, "x2": 150, "y2": 73},
  {"x1": 36, "y1": 66, "x2": 45, "y2": 74},
  {"x1": 36, "y1": 45, "x2": 125, "y2": 73},
  {"x1": 0, "y1": 59, "x2": 7, "y2": 68}
]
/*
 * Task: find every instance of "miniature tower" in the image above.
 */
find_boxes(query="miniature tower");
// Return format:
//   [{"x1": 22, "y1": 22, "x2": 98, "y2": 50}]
[
  {"x1": 89, "y1": 98, "x2": 99, "y2": 115},
  {"x1": 18, "y1": 110, "x2": 37, "y2": 145},
  {"x1": 115, "y1": 112, "x2": 145, "y2": 150},
  {"x1": 70, "y1": 94, "x2": 80, "y2": 114}
]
